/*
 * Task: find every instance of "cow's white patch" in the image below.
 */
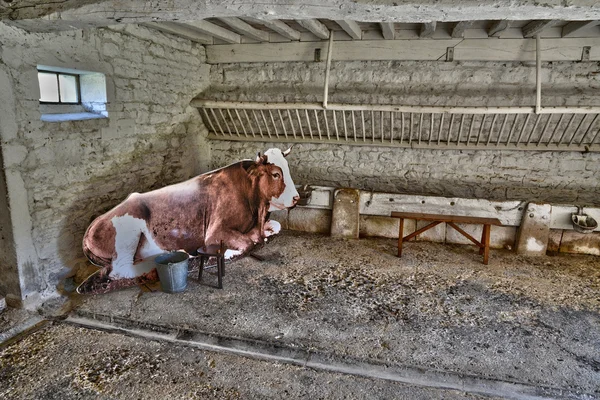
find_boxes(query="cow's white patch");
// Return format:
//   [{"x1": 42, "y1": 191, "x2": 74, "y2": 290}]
[
  {"x1": 264, "y1": 220, "x2": 281, "y2": 237},
  {"x1": 526, "y1": 237, "x2": 545, "y2": 252},
  {"x1": 224, "y1": 249, "x2": 243, "y2": 259},
  {"x1": 265, "y1": 148, "x2": 299, "y2": 211},
  {"x1": 111, "y1": 214, "x2": 164, "y2": 278}
]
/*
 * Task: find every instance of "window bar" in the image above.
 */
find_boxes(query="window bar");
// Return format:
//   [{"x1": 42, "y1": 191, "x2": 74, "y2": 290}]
[
  {"x1": 287, "y1": 110, "x2": 296, "y2": 139},
  {"x1": 536, "y1": 114, "x2": 553, "y2": 146},
  {"x1": 437, "y1": 113, "x2": 444, "y2": 145},
  {"x1": 202, "y1": 108, "x2": 218, "y2": 135},
  {"x1": 380, "y1": 111, "x2": 384, "y2": 143},
  {"x1": 304, "y1": 109, "x2": 313, "y2": 139},
  {"x1": 295, "y1": 109, "x2": 304, "y2": 139},
  {"x1": 217, "y1": 109, "x2": 232, "y2": 135},
  {"x1": 234, "y1": 110, "x2": 248, "y2": 137},
  {"x1": 568, "y1": 114, "x2": 588, "y2": 146},
  {"x1": 409, "y1": 113, "x2": 414, "y2": 145},
  {"x1": 526, "y1": 114, "x2": 543, "y2": 146},
  {"x1": 324, "y1": 110, "x2": 331, "y2": 140},
  {"x1": 457, "y1": 114, "x2": 465, "y2": 145},
  {"x1": 486, "y1": 114, "x2": 498, "y2": 146},
  {"x1": 343, "y1": 110, "x2": 349, "y2": 141},
  {"x1": 578, "y1": 114, "x2": 599, "y2": 146},
  {"x1": 56, "y1": 73, "x2": 62, "y2": 103},
  {"x1": 332, "y1": 110, "x2": 339, "y2": 140},
  {"x1": 352, "y1": 110, "x2": 357, "y2": 142},
  {"x1": 226, "y1": 109, "x2": 240, "y2": 137},
  {"x1": 243, "y1": 110, "x2": 256, "y2": 138},
  {"x1": 400, "y1": 113, "x2": 405, "y2": 144},
  {"x1": 314, "y1": 110, "x2": 322, "y2": 140},
  {"x1": 371, "y1": 111, "x2": 375, "y2": 143},
  {"x1": 557, "y1": 114, "x2": 577, "y2": 144},
  {"x1": 277, "y1": 110, "x2": 288, "y2": 139},
  {"x1": 252, "y1": 110, "x2": 264, "y2": 138},
  {"x1": 515, "y1": 114, "x2": 532, "y2": 145},
  {"x1": 467, "y1": 114, "x2": 475, "y2": 145},
  {"x1": 390, "y1": 112, "x2": 394, "y2": 144},
  {"x1": 210, "y1": 108, "x2": 225, "y2": 136},
  {"x1": 260, "y1": 110, "x2": 272, "y2": 138},
  {"x1": 506, "y1": 114, "x2": 520, "y2": 145},
  {"x1": 447, "y1": 114, "x2": 455, "y2": 146},
  {"x1": 418, "y1": 113, "x2": 423, "y2": 145},
  {"x1": 268, "y1": 110, "x2": 278, "y2": 138},
  {"x1": 496, "y1": 114, "x2": 509, "y2": 146},
  {"x1": 361, "y1": 110, "x2": 366, "y2": 142},
  {"x1": 547, "y1": 114, "x2": 565, "y2": 146}
]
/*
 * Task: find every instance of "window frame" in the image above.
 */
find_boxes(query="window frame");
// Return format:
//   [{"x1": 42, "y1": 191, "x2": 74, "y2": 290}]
[{"x1": 38, "y1": 70, "x2": 82, "y2": 105}]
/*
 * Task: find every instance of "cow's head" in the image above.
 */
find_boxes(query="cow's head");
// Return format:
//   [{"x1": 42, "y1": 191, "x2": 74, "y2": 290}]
[
  {"x1": 263, "y1": 147, "x2": 299, "y2": 211},
  {"x1": 249, "y1": 153, "x2": 286, "y2": 203}
]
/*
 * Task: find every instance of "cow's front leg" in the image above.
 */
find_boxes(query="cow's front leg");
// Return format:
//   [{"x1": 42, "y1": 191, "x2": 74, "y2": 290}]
[
  {"x1": 205, "y1": 228, "x2": 256, "y2": 260},
  {"x1": 264, "y1": 220, "x2": 281, "y2": 238}
]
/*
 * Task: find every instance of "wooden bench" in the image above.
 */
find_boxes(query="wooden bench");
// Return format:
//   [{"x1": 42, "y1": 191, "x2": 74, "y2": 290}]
[{"x1": 391, "y1": 211, "x2": 502, "y2": 264}]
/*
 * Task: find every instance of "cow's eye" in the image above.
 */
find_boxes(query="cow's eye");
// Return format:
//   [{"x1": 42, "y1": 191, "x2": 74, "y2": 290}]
[{"x1": 272, "y1": 172, "x2": 281, "y2": 179}]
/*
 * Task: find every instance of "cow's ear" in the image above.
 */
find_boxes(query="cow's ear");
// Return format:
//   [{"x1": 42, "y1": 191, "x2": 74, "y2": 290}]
[{"x1": 283, "y1": 145, "x2": 294, "y2": 158}]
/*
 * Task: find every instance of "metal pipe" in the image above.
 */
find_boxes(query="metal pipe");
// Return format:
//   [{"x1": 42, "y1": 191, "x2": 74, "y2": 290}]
[
  {"x1": 252, "y1": 110, "x2": 263, "y2": 138},
  {"x1": 323, "y1": 31, "x2": 334, "y2": 109},
  {"x1": 278, "y1": 110, "x2": 288, "y2": 138},
  {"x1": 536, "y1": 34, "x2": 542, "y2": 114},
  {"x1": 537, "y1": 114, "x2": 552, "y2": 146},
  {"x1": 234, "y1": 109, "x2": 247, "y2": 137},
  {"x1": 295, "y1": 109, "x2": 304, "y2": 139},
  {"x1": 314, "y1": 110, "x2": 322, "y2": 140}
]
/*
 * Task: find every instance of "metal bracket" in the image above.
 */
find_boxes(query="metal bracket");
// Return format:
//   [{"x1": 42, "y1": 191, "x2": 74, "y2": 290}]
[
  {"x1": 446, "y1": 47, "x2": 454, "y2": 62},
  {"x1": 582, "y1": 46, "x2": 591, "y2": 62}
]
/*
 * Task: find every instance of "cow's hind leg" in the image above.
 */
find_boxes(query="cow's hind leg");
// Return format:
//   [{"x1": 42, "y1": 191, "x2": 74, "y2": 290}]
[
  {"x1": 205, "y1": 228, "x2": 257, "y2": 260},
  {"x1": 111, "y1": 214, "x2": 159, "y2": 279}
]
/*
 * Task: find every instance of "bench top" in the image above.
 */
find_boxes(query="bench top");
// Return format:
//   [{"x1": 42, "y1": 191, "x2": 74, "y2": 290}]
[{"x1": 391, "y1": 211, "x2": 502, "y2": 225}]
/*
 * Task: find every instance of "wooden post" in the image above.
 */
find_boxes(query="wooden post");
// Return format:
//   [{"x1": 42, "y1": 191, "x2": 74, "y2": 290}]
[{"x1": 398, "y1": 218, "x2": 404, "y2": 257}]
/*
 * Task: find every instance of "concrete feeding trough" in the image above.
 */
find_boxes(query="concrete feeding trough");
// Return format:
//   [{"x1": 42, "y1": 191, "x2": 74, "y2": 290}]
[{"x1": 571, "y1": 207, "x2": 598, "y2": 234}]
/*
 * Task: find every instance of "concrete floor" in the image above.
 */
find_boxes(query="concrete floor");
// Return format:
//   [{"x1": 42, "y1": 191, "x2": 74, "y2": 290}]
[{"x1": 2, "y1": 231, "x2": 600, "y2": 399}]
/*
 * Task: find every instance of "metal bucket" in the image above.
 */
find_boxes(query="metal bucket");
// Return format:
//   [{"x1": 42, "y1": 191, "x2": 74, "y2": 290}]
[{"x1": 155, "y1": 251, "x2": 189, "y2": 293}]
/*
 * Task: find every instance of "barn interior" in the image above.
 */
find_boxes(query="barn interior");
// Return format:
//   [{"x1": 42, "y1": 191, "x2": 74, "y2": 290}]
[{"x1": 1, "y1": 1, "x2": 600, "y2": 398}]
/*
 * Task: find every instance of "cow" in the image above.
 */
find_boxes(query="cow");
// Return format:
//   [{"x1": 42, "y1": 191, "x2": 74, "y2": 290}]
[{"x1": 82, "y1": 147, "x2": 299, "y2": 280}]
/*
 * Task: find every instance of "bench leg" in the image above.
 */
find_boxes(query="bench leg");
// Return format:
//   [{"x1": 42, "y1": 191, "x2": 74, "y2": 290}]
[
  {"x1": 482, "y1": 224, "x2": 491, "y2": 265},
  {"x1": 217, "y1": 256, "x2": 223, "y2": 289},
  {"x1": 397, "y1": 218, "x2": 404, "y2": 257}
]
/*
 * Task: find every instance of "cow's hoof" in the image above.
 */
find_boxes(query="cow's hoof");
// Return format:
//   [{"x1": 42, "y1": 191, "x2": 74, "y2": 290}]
[
  {"x1": 264, "y1": 220, "x2": 281, "y2": 237},
  {"x1": 224, "y1": 249, "x2": 243, "y2": 260}
]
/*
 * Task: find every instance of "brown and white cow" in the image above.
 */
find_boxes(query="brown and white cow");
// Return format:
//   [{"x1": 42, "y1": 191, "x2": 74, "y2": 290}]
[{"x1": 82, "y1": 147, "x2": 299, "y2": 279}]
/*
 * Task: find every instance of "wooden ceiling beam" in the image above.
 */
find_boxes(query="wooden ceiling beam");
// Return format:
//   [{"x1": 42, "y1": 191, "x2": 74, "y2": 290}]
[
  {"x1": 141, "y1": 22, "x2": 213, "y2": 44},
  {"x1": 380, "y1": 22, "x2": 395, "y2": 39},
  {"x1": 296, "y1": 19, "x2": 330, "y2": 39},
  {"x1": 522, "y1": 20, "x2": 557, "y2": 38},
  {"x1": 562, "y1": 20, "x2": 600, "y2": 37},
  {"x1": 217, "y1": 17, "x2": 270, "y2": 42},
  {"x1": 244, "y1": 17, "x2": 301, "y2": 41},
  {"x1": 420, "y1": 22, "x2": 436, "y2": 38},
  {"x1": 335, "y1": 20, "x2": 362, "y2": 40},
  {"x1": 183, "y1": 20, "x2": 241, "y2": 43},
  {"x1": 487, "y1": 20, "x2": 510, "y2": 37},
  {"x1": 451, "y1": 21, "x2": 473, "y2": 38}
]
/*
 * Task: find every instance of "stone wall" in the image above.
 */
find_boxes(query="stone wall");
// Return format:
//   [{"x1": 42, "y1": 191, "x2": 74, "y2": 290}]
[
  {"x1": 207, "y1": 60, "x2": 600, "y2": 205},
  {"x1": 0, "y1": 147, "x2": 19, "y2": 299},
  {"x1": 0, "y1": 23, "x2": 210, "y2": 304}
]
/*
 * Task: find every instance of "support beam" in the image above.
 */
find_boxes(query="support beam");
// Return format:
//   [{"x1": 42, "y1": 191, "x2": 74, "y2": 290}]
[
  {"x1": 562, "y1": 20, "x2": 600, "y2": 37},
  {"x1": 536, "y1": 34, "x2": 542, "y2": 114},
  {"x1": 380, "y1": 22, "x2": 395, "y2": 39},
  {"x1": 182, "y1": 20, "x2": 241, "y2": 43},
  {"x1": 522, "y1": 20, "x2": 557, "y2": 38},
  {"x1": 420, "y1": 22, "x2": 437, "y2": 38},
  {"x1": 487, "y1": 20, "x2": 510, "y2": 37},
  {"x1": 451, "y1": 21, "x2": 473, "y2": 38},
  {"x1": 335, "y1": 20, "x2": 362, "y2": 40},
  {"x1": 323, "y1": 32, "x2": 334, "y2": 108},
  {"x1": 244, "y1": 17, "x2": 301, "y2": 41},
  {"x1": 217, "y1": 17, "x2": 270, "y2": 42},
  {"x1": 141, "y1": 22, "x2": 213, "y2": 44},
  {"x1": 296, "y1": 19, "x2": 330, "y2": 39}
]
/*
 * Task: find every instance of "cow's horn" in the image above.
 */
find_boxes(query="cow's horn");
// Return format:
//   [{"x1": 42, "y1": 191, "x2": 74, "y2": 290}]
[
  {"x1": 283, "y1": 145, "x2": 294, "y2": 157},
  {"x1": 256, "y1": 152, "x2": 262, "y2": 163}
]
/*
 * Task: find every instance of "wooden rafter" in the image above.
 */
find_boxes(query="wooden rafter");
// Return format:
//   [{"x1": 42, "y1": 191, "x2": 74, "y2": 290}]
[
  {"x1": 183, "y1": 20, "x2": 241, "y2": 43},
  {"x1": 335, "y1": 20, "x2": 362, "y2": 40},
  {"x1": 217, "y1": 17, "x2": 270, "y2": 42},
  {"x1": 380, "y1": 22, "x2": 395, "y2": 39},
  {"x1": 420, "y1": 22, "x2": 436, "y2": 38},
  {"x1": 451, "y1": 21, "x2": 473, "y2": 38},
  {"x1": 141, "y1": 22, "x2": 213, "y2": 44},
  {"x1": 487, "y1": 20, "x2": 510, "y2": 37},
  {"x1": 562, "y1": 20, "x2": 600, "y2": 37},
  {"x1": 296, "y1": 19, "x2": 330, "y2": 39},
  {"x1": 522, "y1": 20, "x2": 557, "y2": 38},
  {"x1": 244, "y1": 17, "x2": 301, "y2": 41}
]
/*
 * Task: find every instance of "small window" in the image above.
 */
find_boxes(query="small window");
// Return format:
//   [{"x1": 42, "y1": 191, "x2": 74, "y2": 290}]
[{"x1": 38, "y1": 70, "x2": 81, "y2": 104}]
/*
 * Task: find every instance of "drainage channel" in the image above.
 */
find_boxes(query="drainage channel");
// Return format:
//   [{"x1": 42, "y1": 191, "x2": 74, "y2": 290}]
[{"x1": 64, "y1": 315, "x2": 594, "y2": 400}]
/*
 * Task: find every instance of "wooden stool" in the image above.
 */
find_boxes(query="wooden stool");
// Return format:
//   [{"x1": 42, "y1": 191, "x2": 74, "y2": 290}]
[{"x1": 197, "y1": 241, "x2": 226, "y2": 289}]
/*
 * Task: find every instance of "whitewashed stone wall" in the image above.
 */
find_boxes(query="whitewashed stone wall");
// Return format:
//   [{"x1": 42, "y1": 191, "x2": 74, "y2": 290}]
[
  {"x1": 0, "y1": 23, "x2": 210, "y2": 304},
  {"x1": 207, "y1": 60, "x2": 600, "y2": 205}
]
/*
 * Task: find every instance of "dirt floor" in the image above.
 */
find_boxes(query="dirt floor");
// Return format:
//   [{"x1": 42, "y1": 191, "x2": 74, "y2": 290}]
[{"x1": 2, "y1": 230, "x2": 600, "y2": 399}]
